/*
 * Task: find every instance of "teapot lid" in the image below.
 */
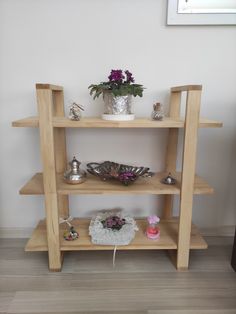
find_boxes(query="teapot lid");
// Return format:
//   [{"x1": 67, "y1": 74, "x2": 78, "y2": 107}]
[
  {"x1": 70, "y1": 156, "x2": 81, "y2": 168},
  {"x1": 161, "y1": 172, "x2": 176, "y2": 185}
]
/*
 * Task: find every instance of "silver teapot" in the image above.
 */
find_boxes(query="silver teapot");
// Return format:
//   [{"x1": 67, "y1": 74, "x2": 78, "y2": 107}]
[{"x1": 64, "y1": 157, "x2": 86, "y2": 184}]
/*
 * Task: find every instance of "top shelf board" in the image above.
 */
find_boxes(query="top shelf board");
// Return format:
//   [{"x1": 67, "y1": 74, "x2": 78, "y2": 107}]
[{"x1": 12, "y1": 116, "x2": 222, "y2": 128}]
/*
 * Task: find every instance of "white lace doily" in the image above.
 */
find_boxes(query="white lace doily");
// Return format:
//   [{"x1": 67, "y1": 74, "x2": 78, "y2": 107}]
[{"x1": 89, "y1": 211, "x2": 138, "y2": 246}]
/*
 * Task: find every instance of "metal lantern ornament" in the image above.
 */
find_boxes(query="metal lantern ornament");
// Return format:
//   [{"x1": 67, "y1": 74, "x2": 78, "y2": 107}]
[
  {"x1": 69, "y1": 102, "x2": 84, "y2": 121},
  {"x1": 151, "y1": 102, "x2": 164, "y2": 121}
]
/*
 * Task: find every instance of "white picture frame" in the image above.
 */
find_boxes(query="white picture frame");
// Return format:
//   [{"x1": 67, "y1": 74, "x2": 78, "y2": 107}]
[{"x1": 167, "y1": 0, "x2": 236, "y2": 25}]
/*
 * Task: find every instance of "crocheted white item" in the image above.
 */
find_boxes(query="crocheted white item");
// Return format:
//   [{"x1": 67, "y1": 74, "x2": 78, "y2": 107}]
[{"x1": 89, "y1": 211, "x2": 138, "y2": 245}]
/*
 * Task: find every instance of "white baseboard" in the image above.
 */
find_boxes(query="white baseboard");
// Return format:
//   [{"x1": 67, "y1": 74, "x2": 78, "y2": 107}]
[{"x1": 0, "y1": 225, "x2": 235, "y2": 238}]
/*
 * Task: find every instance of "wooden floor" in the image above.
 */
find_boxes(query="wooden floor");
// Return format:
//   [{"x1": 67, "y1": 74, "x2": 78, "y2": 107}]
[{"x1": 0, "y1": 237, "x2": 235, "y2": 314}]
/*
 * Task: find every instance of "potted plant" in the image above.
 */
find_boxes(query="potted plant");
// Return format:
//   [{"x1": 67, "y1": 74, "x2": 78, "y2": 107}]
[{"x1": 88, "y1": 69, "x2": 144, "y2": 121}]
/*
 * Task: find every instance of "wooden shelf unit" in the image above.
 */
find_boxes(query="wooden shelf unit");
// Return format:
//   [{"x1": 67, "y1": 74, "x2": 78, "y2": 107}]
[{"x1": 13, "y1": 83, "x2": 222, "y2": 271}]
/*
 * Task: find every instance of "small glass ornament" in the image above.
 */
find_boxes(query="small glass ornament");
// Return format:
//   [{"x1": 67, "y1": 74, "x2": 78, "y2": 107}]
[
  {"x1": 64, "y1": 156, "x2": 86, "y2": 184},
  {"x1": 146, "y1": 215, "x2": 160, "y2": 240},
  {"x1": 151, "y1": 102, "x2": 164, "y2": 121},
  {"x1": 63, "y1": 226, "x2": 79, "y2": 241},
  {"x1": 59, "y1": 216, "x2": 79, "y2": 241},
  {"x1": 161, "y1": 172, "x2": 176, "y2": 185},
  {"x1": 69, "y1": 102, "x2": 84, "y2": 121}
]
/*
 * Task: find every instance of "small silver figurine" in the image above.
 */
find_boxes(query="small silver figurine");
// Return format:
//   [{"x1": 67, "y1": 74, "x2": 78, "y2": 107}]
[
  {"x1": 151, "y1": 102, "x2": 164, "y2": 121},
  {"x1": 69, "y1": 102, "x2": 84, "y2": 121},
  {"x1": 161, "y1": 172, "x2": 176, "y2": 185},
  {"x1": 64, "y1": 156, "x2": 86, "y2": 184}
]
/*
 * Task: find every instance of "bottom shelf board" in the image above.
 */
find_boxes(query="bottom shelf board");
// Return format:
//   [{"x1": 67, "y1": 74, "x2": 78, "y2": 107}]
[{"x1": 25, "y1": 218, "x2": 207, "y2": 252}]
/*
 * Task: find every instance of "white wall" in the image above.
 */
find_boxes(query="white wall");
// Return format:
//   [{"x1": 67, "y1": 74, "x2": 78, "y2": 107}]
[{"x1": 0, "y1": 0, "x2": 236, "y2": 234}]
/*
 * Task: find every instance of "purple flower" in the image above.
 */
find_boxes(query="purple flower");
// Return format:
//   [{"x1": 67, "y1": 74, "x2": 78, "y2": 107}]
[
  {"x1": 102, "y1": 215, "x2": 126, "y2": 230},
  {"x1": 118, "y1": 171, "x2": 137, "y2": 185},
  {"x1": 125, "y1": 70, "x2": 134, "y2": 83},
  {"x1": 108, "y1": 69, "x2": 125, "y2": 82},
  {"x1": 147, "y1": 215, "x2": 160, "y2": 224}
]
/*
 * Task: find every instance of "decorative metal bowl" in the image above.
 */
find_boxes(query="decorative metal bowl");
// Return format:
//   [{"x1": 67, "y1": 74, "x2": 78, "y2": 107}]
[{"x1": 87, "y1": 161, "x2": 153, "y2": 185}]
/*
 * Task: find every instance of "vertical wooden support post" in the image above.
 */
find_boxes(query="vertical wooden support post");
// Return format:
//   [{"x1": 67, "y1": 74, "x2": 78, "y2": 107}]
[
  {"x1": 163, "y1": 91, "x2": 181, "y2": 219},
  {"x1": 36, "y1": 86, "x2": 62, "y2": 271},
  {"x1": 53, "y1": 91, "x2": 69, "y2": 218},
  {"x1": 177, "y1": 90, "x2": 201, "y2": 270}
]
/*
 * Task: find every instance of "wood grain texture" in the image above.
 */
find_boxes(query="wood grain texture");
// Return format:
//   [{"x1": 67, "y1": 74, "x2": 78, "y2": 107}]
[
  {"x1": 163, "y1": 195, "x2": 174, "y2": 219},
  {"x1": 12, "y1": 116, "x2": 39, "y2": 127},
  {"x1": 165, "y1": 91, "x2": 181, "y2": 172},
  {"x1": 8, "y1": 287, "x2": 235, "y2": 314},
  {"x1": 36, "y1": 83, "x2": 63, "y2": 91},
  {"x1": 171, "y1": 85, "x2": 202, "y2": 92},
  {"x1": 12, "y1": 116, "x2": 223, "y2": 128},
  {"x1": 24, "y1": 218, "x2": 207, "y2": 252},
  {"x1": 177, "y1": 90, "x2": 201, "y2": 269},
  {"x1": 149, "y1": 310, "x2": 236, "y2": 314},
  {"x1": 231, "y1": 228, "x2": 236, "y2": 271},
  {"x1": 37, "y1": 88, "x2": 61, "y2": 271},
  {"x1": 163, "y1": 91, "x2": 181, "y2": 219},
  {"x1": 1, "y1": 237, "x2": 235, "y2": 313},
  {"x1": 19, "y1": 172, "x2": 214, "y2": 195},
  {"x1": 52, "y1": 117, "x2": 185, "y2": 128},
  {"x1": 53, "y1": 90, "x2": 69, "y2": 218}
]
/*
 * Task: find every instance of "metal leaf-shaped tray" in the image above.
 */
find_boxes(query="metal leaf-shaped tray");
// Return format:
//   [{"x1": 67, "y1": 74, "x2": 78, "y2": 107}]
[{"x1": 87, "y1": 161, "x2": 153, "y2": 185}]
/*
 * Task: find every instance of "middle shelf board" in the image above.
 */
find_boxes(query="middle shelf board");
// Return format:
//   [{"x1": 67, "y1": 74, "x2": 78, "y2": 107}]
[
  {"x1": 25, "y1": 218, "x2": 208, "y2": 252},
  {"x1": 20, "y1": 172, "x2": 214, "y2": 195}
]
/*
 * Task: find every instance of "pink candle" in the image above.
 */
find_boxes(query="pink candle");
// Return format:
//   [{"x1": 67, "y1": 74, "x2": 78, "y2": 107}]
[{"x1": 146, "y1": 215, "x2": 160, "y2": 239}]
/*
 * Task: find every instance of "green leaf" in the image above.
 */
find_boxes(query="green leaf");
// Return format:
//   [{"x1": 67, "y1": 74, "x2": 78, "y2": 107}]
[
  {"x1": 94, "y1": 90, "x2": 103, "y2": 99},
  {"x1": 88, "y1": 80, "x2": 145, "y2": 100}
]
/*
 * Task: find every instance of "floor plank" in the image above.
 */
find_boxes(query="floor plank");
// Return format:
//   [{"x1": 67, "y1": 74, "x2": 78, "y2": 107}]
[
  {"x1": 149, "y1": 310, "x2": 236, "y2": 314},
  {"x1": 0, "y1": 237, "x2": 235, "y2": 313},
  {"x1": 0, "y1": 292, "x2": 15, "y2": 313},
  {"x1": 8, "y1": 288, "x2": 236, "y2": 313}
]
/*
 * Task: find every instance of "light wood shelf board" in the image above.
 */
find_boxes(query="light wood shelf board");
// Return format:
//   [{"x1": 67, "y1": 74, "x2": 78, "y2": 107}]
[
  {"x1": 12, "y1": 116, "x2": 223, "y2": 128},
  {"x1": 36, "y1": 83, "x2": 63, "y2": 91},
  {"x1": 12, "y1": 116, "x2": 39, "y2": 128},
  {"x1": 25, "y1": 218, "x2": 207, "y2": 252},
  {"x1": 53, "y1": 117, "x2": 184, "y2": 128},
  {"x1": 197, "y1": 118, "x2": 223, "y2": 128},
  {"x1": 19, "y1": 172, "x2": 214, "y2": 196},
  {"x1": 171, "y1": 85, "x2": 202, "y2": 92}
]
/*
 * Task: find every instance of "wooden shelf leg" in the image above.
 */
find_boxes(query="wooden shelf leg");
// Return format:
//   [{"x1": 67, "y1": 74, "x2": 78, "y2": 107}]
[
  {"x1": 53, "y1": 90, "x2": 69, "y2": 218},
  {"x1": 163, "y1": 91, "x2": 181, "y2": 219},
  {"x1": 163, "y1": 195, "x2": 174, "y2": 219},
  {"x1": 37, "y1": 88, "x2": 62, "y2": 271},
  {"x1": 177, "y1": 90, "x2": 201, "y2": 270},
  {"x1": 45, "y1": 193, "x2": 62, "y2": 271}
]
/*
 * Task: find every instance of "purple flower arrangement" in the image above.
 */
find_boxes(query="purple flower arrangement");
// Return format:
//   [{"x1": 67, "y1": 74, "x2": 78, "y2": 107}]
[
  {"x1": 102, "y1": 215, "x2": 126, "y2": 231},
  {"x1": 108, "y1": 70, "x2": 134, "y2": 83},
  {"x1": 89, "y1": 69, "x2": 144, "y2": 99},
  {"x1": 118, "y1": 171, "x2": 137, "y2": 186}
]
